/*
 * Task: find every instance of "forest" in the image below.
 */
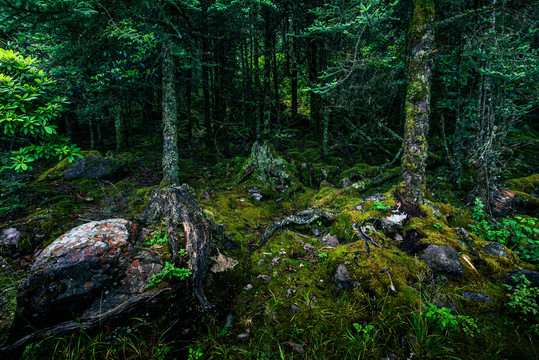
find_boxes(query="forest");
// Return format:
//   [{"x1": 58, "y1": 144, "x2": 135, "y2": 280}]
[{"x1": 0, "y1": 0, "x2": 538, "y2": 359}]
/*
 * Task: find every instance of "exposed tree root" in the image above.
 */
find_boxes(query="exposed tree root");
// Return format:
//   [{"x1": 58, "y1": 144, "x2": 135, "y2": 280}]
[
  {"x1": 1, "y1": 289, "x2": 172, "y2": 359},
  {"x1": 140, "y1": 184, "x2": 236, "y2": 311},
  {"x1": 252, "y1": 209, "x2": 339, "y2": 251}
]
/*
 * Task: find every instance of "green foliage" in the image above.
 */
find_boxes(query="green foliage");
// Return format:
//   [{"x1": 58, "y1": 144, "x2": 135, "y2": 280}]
[
  {"x1": 344, "y1": 322, "x2": 377, "y2": 358},
  {"x1": 145, "y1": 231, "x2": 168, "y2": 246},
  {"x1": 503, "y1": 275, "x2": 539, "y2": 321},
  {"x1": 318, "y1": 252, "x2": 328, "y2": 261},
  {"x1": 372, "y1": 200, "x2": 390, "y2": 211},
  {"x1": 434, "y1": 222, "x2": 442, "y2": 229},
  {"x1": 0, "y1": 169, "x2": 25, "y2": 217},
  {"x1": 469, "y1": 198, "x2": 539, "y2": 263},
  {"x1": 188, "y1": 347, "x2": 203, "y2": 360},
  {"x1": 146, "y1": 262, "x2": 191, "y2": 289},
  {"x1": 424, "y1": 303, "x2": 479, "y2": 337},
  {"x1": 0, "y1": 48, "x2": 82, "y2": 171}
]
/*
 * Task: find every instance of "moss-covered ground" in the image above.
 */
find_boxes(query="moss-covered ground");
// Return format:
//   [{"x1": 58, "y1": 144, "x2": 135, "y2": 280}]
[{"x1": 0, "y1": 136, "x2": 538, "y2": 359}]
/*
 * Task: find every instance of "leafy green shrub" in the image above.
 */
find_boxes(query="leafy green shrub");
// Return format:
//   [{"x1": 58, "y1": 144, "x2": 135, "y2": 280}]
[
  {"x1": 503, "y1": 275, "x2": 539, "y2": 321},
  {"x1": 0, "y1": 48, "x2": 82, "y2": 171},
  {"x1": 469, "y1": 198, "x2": 539, "y2": 263},
  {"x1": 424, "y1": 303, "x2": 479, "y2": 337},
  {"x1": 146, "y1": 262, "x2": 191, "y2": 289}
]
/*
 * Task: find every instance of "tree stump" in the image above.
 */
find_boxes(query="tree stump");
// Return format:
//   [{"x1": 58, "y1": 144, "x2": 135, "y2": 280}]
[
  {"x1": 140, "y1": 185, "x2": 214, "y2": 311},
  {"x1": 234, "y1": 142, "x2": 300, "y2": 193}
]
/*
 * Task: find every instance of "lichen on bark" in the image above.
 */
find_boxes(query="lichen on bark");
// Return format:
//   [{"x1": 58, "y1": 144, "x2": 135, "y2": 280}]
[
  {"x1": 161, "y1": 39, "x2": 180, "y2": 187},
  {"x1": 400, "y1": 0, "x2": 435, "y2": 207}
]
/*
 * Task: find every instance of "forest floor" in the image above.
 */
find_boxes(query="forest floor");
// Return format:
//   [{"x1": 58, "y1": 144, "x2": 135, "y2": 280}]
[{"x1": 0, "y1": 133, "x2": 538, "y2": 360}]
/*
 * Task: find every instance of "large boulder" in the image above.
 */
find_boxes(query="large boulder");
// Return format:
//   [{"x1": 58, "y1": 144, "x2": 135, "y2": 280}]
[
  {"x1": 9, "y1": 219, "x2": 162, "y2": 338},
  {"x1": 421, "y1": 245, "x2": 464, "y2": 276},
  {"x1": 63, "y1": 153, "x2": 130, "y2": 180}
]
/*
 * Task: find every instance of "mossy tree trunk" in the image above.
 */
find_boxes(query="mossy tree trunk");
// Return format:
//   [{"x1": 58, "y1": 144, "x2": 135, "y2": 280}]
[
  {"x1": 161, "y1": 39, "x2": 180, "y2": 186},
  {"x1": 400, "y1": 0, "x2": 435, "y2": 207},
  {"x1": 140, "y1": 185, "x2": 214, "y2": 311}
]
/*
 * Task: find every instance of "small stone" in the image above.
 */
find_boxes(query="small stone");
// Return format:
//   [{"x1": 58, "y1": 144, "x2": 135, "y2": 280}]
[
  {"x1": 341, "y1": 177, "x2": 351, "y2": 188},
  {"x1": 284, "y1": 340, "x2": 304, "y2": 357},
  {"x1": 238, "y1": 333, "x2": 249, "y2": 341},
  {"x1": 251, "y1": 193, "x2": 263, "y2": 201},
  {"x1": 257, "y1": 274, "x2": 271, "y2": 284},
  {"x1": 421, "y1": 245, "x2": 464, "y2": 276},
  {"x1": 200, "y1": 190, "x2": 211, "y2": 200},
  {"x1": 290, "y1": 304, "x2": 300, "y2": 313},
  {"x1": 380, "y1": 353, "x2": 400, "y2": 360},
  {"x1": 271, "y1": 257, "x2": 281, "y2": 265},
  {"x1": 312, "y1": 228, "x2": 322, "y2": 237},
  {"x1": 0, "y1": 228, "x2": 20, "y2": 251},
  {"x1": 461, "y1": 291, "x2": 493, "y2": 303},
  {"x1": 395, "y1": 234, "x2": 403, "y2": 242},
  {"x1": 381, "y1": 214, "x2": 408, "y2": 232},
  {"x1": 257, "y1": 259, "x2": 266, "y2": 266},
  {"x1": 333, "y1": 264, "x2": 359, "y2": 291},
  {"x1": 321, "y1": 234, "x2": 339, "y2": 246},
  {"x1": 244, "y1": 284, "x2": 253, "y2": 291},
  {"x1": 286, "y1": 288, "x2": 296, "y2": 296},
  {"x1": 482, "y1": 242, "x2": 510, "y2": 260}
]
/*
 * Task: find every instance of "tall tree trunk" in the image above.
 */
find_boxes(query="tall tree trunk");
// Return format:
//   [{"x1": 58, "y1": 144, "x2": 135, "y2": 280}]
[
  {"x1": 88, "y1": 117, "x2": 95, "y2": 150},
  {"x1": 161, "y1": 40, "x2": 180, "y2": 186},
  {"x1": 114, "y1": 105, "x2": 126, "y2": 152},
  {"x1": 400, "y1": 0, "x2": 435, "y2": 207}
]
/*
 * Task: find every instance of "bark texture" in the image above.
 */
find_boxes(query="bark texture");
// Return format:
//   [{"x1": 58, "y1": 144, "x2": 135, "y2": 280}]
[
  {"x1": 161, "y1": 40, "x2": 180, "y2": 186},
  {"x1": 400, "y1": 0, "x2": 435, "y2": 206},
  {"x1": 140, "y1": 185, "x2": 215, "y2": 311}
]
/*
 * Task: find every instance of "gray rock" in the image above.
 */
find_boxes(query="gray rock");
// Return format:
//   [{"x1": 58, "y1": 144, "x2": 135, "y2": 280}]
[
  {"x1": 482, "y1": 242, "x2": 510, "y2": 260},
  {"x1": 257, "y1": 274, "x2": 271, "y2": 284},
  {"x1": 380, "y1": 353, "x2": 400, "y2": 360},
  {"x1": 257, "y1": 259, "x2": 266, "y2": 266},
  {"x1": 11, "y1": 219, "x2": 162, "y2": 335},
  {"x1": 321, "y1": 234, "x2": 339, "y2": 246},
  {"x1": 244, "y1": 284, "x2": 253, "y2": 291},
  {"x1": 63, "y1": 154, "x2": 130, "y2": 180},
  {"x1": 0, "y1": 228, "x2": 20, "y2": 251},
  {"x1": 290, "y1": 304, "x2": 300, "y2": 313},
  {"x1": 421, "y1": 245, "x2": 464, "y2": 276},
  {"x1": 461, "y1": 292, "x2": 493, "y2": 303},
  {"x1": 333, "y1": 264, "x2": 359, "y2": 291},
  {"x1": 381, "y1": 214, "x2": 408, "y2": 232},
  {"x1": 251, "y1": 193, "x2": 263, "y2": 201},
  {"x1": 283, "y1": 339, "x2": 304, "y2": 357},
  {"x1": 501, "y1": 270, "x2": 539, "y2": 289}
]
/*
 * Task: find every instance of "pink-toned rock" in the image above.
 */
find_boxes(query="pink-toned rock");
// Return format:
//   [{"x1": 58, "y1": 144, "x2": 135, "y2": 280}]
[{"x1": 11, "y1": 219, "x2": 162, "y2": 338}]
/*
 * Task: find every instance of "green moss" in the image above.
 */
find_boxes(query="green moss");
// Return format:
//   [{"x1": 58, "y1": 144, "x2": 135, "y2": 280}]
[
  {"x1": 37, "y1": 150, "x2": 102, "y2": 182},
  {"x1": 505, "y1": 174, "x2": 539, "y2": 194}
]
